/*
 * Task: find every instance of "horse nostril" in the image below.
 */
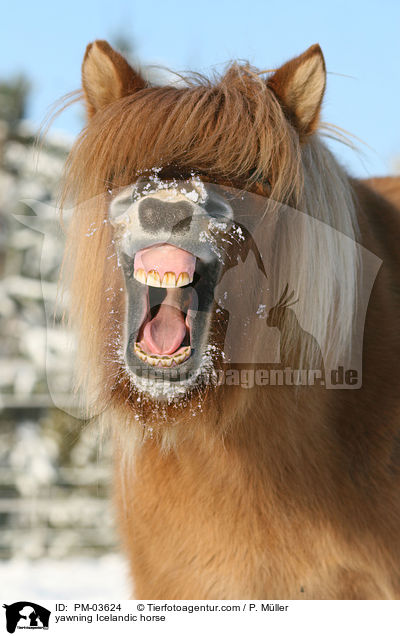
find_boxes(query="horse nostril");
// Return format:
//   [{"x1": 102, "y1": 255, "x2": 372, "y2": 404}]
[{"x1": 139, "y1": 198, "x2": 193, "y2": 233}]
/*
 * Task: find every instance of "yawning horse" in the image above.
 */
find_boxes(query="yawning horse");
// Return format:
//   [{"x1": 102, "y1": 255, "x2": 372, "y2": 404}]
[{"x1": 60, "y1": 40, "x2": 400, "y2": 599}]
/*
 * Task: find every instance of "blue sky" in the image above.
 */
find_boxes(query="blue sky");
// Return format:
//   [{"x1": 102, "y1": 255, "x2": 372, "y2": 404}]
[{"x1": 2, "y1": 0, "x2": 400, "y2": 177}]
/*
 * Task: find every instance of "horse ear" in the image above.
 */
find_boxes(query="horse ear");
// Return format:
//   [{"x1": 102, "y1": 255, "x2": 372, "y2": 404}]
[
  {"x1": 268, "y1": 44, "x2": 326, "y2": 136},
  {"x1": 82, "y1": 40, "x2": 146, "y2": 117}
]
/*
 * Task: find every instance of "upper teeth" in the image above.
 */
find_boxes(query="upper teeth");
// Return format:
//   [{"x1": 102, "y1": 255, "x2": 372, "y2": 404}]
[{"x1": 134, "y1": 269, "x2": 192, "y2": 288}]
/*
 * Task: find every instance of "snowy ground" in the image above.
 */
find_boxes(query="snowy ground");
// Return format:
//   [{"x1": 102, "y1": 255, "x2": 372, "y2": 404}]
[{"x1": 0, "y1": 554, "x2": 130, "y2": 599}]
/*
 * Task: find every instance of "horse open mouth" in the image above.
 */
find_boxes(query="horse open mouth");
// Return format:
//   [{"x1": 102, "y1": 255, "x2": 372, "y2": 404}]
[
  {"x1": 132, "y1": 244, "x2": 196, "y2": 368},
  {"x1": 125, "y1": 241, "x2": 220, "y2": 382}
]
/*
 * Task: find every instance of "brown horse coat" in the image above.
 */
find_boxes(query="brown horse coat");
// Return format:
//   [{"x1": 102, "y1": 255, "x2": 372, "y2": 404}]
[{"x1": 61, "y1": 41, "x2": 400, "y2": 599}]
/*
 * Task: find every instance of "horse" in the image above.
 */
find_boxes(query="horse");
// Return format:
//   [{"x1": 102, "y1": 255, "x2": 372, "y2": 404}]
[{"x1": 59, "y1": 40, "x2": 400, "y2": 599}]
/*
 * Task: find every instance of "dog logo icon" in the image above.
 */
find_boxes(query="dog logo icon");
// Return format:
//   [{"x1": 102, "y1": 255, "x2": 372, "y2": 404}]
[{"x1": 2, "y1": 602, "x2": 51, "y2": 633}]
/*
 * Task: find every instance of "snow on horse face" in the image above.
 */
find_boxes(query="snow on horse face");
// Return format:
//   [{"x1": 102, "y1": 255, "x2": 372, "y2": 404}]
[{"x1": 59, "y1": 40, "x2": 400, "y2": 599}]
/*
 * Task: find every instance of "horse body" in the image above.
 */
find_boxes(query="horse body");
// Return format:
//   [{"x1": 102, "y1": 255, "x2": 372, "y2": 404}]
[
  {"x1": 366, "y1": 176, "x2": 400, "y2": 209},
  {"x1": 61, "y1": 41, "x2": 400, "y2": 599}
]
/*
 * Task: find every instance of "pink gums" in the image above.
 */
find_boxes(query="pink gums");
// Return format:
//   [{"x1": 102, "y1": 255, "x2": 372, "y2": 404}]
[{"x1": 133, "y1": 243, "x2": 196, "y2": 279}]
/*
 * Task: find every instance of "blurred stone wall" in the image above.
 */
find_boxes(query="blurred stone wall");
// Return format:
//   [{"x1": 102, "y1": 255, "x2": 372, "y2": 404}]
[{"x1": 0, "y1": 98, "x2": 118, "y2": 559}]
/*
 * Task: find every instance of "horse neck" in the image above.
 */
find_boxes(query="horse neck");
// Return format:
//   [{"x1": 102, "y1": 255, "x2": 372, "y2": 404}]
[{"x1": 114, "y1": 379, "x2": 334, "y2": 494}]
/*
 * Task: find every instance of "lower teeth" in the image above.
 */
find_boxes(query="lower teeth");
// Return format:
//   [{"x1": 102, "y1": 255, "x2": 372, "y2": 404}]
[{"x1": 134, "y1": 342, "x2": 191, "y2": 367}]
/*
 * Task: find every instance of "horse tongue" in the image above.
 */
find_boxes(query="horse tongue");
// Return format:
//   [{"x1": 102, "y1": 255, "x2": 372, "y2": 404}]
[{"x1": 141, "y1": 303, "x2": 186, "y2": 355}]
